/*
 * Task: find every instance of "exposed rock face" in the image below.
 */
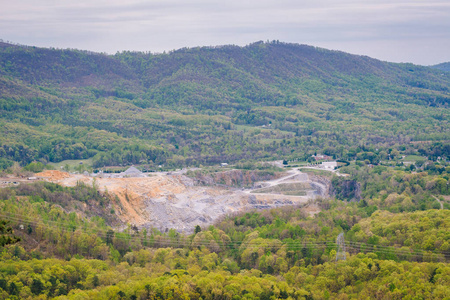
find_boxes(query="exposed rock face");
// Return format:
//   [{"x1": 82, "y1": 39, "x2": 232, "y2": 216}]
[
  {"x1": 37, "y1": 169, "x2": 330, "y2": 233},
  {"x1": 330, "y1": 177, "x2": 361, "y2": 201},
  {"x1": 189, "y1": 169, "x2": 283, "y2": 188},
  {"x1": 308, "y1": 175, "x2": 332, "y2": 197}
]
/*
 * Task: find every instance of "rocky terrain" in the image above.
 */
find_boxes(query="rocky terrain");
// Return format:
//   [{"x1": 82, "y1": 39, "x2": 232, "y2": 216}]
[{"x1": 34, "y1": 168, "x2": 330, "y2": 233}]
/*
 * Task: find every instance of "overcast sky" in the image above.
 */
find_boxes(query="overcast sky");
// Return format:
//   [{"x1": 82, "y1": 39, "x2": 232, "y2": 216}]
[{"x1": 1, "y1": 0, "x2": 449, "y2": 65}]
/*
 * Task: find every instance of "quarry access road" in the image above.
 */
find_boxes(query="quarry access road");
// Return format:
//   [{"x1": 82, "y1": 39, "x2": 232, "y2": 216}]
[
  {"x1": 244, "y1": 168, "x2": 328, "y2": 198},
  {"x1": 258, "y1": 168, "x2": 305, "y2": 188},
  {"x1": 432, "y1": 195, "x2": 444, "y2": 210}
]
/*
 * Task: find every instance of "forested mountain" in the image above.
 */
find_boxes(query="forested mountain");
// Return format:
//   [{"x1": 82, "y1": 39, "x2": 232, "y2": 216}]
[
  {"x1": 432, "y1": 62, "x2": 450, "y2": 72},
  {"x1": 1, "y1": 40, "x2": 450, "y2": 299},
  {"x1": 0, "y1": 41, "x2": 449, "y2": 168}
]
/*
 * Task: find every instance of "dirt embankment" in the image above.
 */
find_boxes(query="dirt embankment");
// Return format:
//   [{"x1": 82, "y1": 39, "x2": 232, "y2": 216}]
[{"x1": 35, "y1": 170, "x2": 71, "y2": 180}]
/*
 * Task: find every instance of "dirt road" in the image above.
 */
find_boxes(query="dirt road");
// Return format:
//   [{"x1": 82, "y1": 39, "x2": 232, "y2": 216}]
[
  {"x1": 432, "y1": 195, "x2": 444, "y2": 209},
  {"x1": 246, "y1": 168, "x2": 328, "y2": 198}
]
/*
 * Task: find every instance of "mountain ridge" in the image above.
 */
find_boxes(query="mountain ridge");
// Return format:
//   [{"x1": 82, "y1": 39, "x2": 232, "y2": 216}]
[
  {"x1": 0, "y1": 40, "x2": 448, "y2": 169},
  {"x1": 432, "y1": 62, "x2": 450, "y2": 72}
]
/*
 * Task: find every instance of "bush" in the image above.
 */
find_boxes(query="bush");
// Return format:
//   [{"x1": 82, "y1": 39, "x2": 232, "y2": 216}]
[{"x1": 23, "y1": 162, "x2": 45, "y2": 173}]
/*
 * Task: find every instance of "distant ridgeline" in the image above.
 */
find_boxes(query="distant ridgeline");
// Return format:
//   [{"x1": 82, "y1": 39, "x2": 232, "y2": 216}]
[
  {"x1": 431, "y1": 62, "x2": 450, "y2": 72},
  {"x1": 0, "y1": 40, "x2": 449, "y2": 168}
]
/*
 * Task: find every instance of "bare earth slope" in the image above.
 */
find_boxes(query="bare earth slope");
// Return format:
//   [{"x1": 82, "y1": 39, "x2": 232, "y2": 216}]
[{"x1": 36, "y1": 169, "x2": 327, "y2": 232}]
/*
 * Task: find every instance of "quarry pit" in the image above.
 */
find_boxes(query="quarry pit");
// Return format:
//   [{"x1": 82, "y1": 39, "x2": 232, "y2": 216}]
[{"x1": 35, "y1": 168, "x2": 329, "y2": 233}]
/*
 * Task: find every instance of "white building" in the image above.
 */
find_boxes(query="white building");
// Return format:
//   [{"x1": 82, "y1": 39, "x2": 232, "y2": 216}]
[{"x1": 322, "y1": 161, "x2": 338, "y2": 170}]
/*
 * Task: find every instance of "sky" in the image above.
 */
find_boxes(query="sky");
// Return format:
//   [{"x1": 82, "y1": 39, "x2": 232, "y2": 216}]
[{"x1": 1, "y1": 0, "x2": 449, "y2": 65}]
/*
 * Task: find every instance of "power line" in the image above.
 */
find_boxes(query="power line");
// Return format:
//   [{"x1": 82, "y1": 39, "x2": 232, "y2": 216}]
[
  {"x1": 346, "y1": 241, "x2": 450, "y2": 256},
  {"x1": 1, "y1": 211, "x2": 449, "y2": 259},
  {"x1": 1, "y1": 211, "x2": 447, "y2": 256},
  {"x1": 336, "y1": 232, "x2": 346, "y2": 261}
]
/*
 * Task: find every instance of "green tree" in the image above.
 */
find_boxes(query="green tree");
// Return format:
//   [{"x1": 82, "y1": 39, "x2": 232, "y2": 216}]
[
  {"x1": 0, "y1": 220, "x2": 20, "y2": 247},
  {"x1": 8, "y1": 282, "x2": 18, "y2": 296},
  {"x1": 31, "y1": 278, "x2": 44, "y2": 295}
]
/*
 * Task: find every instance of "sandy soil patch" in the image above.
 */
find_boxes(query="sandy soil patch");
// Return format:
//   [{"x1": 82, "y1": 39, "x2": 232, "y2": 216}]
[{"x1": 36, "y1": 170, "x2": 71, "y2": 181}]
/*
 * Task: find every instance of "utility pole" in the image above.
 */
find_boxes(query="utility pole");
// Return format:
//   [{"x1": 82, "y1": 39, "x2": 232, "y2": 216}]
[{"x1": 336, "y1": 232, "x2": 346, "y2": 261}]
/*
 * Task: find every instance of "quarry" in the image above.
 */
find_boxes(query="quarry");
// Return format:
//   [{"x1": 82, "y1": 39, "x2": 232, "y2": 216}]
[{"x1": 32, "y1": 167, "x2": 331, "y2": 233}]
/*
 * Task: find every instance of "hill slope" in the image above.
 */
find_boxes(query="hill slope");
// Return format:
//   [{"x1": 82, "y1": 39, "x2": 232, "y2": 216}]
[
  {"x1": 0, "y1": 41, "x2": 449, "y2": 168},
  {"x1": 432, "y1": 62, "x2": 450, "y2": 72}
]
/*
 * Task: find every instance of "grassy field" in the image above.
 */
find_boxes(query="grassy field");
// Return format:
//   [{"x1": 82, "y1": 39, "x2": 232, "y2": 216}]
[
  {"x1": 286, "y1": 162, "x2": 309, "y2": 167},
  {"x1": 251, "y1": 183, "x2": 310, "y2": 195},
  {"x1": 402, "y1": 155, "x2": 427, "y2": 162},
  {"x1": 299, "y1": 168, "x2": 335, "y2": 177},
  {"x1": 47, "y1": 158, "x2": 93, "y2": 171}
]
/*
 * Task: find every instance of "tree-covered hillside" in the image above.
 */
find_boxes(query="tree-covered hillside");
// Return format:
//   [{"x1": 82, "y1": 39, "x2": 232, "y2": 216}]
[
  {"x1": 0, "y1": 41, "x2": 449, "y2": 169},
  {"x1": 0, "y1": 165, "x2": 449, "y2": 299},
  {"x1": 0, "y1": 165, "x2": 446, "y2": 299},
  {"x1": 432, "y1": 62, "x2": 450, "y2": 72},
  {"x1": 1, "y1": 40, "x2": 450, "y2": 299}
]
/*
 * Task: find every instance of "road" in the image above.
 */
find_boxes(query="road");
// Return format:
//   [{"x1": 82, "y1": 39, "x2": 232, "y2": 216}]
[
  {"x1": 300, "y1": 165, "x2": 348, "y2": 177},
  {"x1": 243, "y1": 168, "x2": 328, "y2": 198}
]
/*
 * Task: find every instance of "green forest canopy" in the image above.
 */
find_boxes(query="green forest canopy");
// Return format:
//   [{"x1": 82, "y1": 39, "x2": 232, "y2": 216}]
[{"x1": 0, "y1": 41, "x2": 448, "y2": 169}]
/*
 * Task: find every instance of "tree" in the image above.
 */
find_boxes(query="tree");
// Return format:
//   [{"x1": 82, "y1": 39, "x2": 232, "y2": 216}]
[
  {"x1": 93, "y1": 275, "x2": 99, "y2": 287},
  {"x1": 106, "y1": 229, "x2": 114, "y2": 245},
  {"x1": 8, "y1": 282, "x2": 18, "y2": 296},
  {"x1": 0, "y1": 220, "x2": 20, "y2": 247},
  {"x1": 117, "y1": 290, "x2": 125, "y2": 299},
  {"x1": 194, "y1": 225, "x2": 202, "y2": 234},
  {"x1": 31, "y1": 278, "x2": 44, "y2": 295},
  {"x1": 145, "y1": 284, "x2": 152, "y2": 299}
]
